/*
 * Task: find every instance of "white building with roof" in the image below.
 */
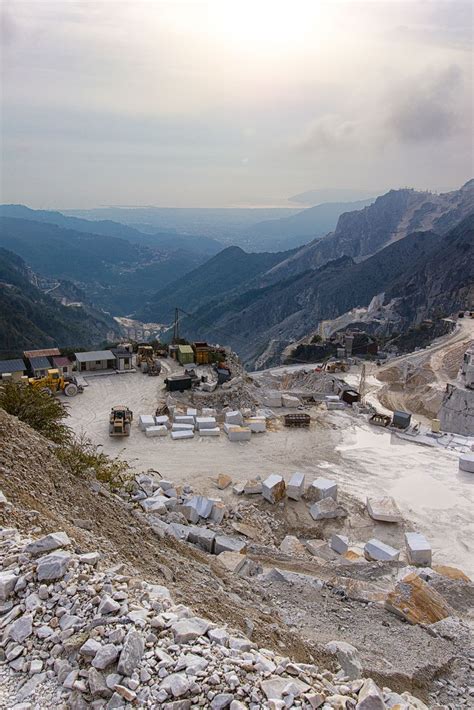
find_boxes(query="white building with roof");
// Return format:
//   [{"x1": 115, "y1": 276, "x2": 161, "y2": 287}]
[{"x1": 74, "y1": 350, "x2": 116, "y2": 372}]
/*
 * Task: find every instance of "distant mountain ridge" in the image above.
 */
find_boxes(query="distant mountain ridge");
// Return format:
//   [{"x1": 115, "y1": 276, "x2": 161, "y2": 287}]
[
  {"x1": 264, "y1": 180, "x2": 474, "y2": 283},
  {"x1": 136, "y1": 245, "x2": 295, "y2": 323},
  {"x1": 175, "y1": 214, "x2": 474, "y2": 367},
  {"x1": 0, "y1": 248, "x2": 118, "y2": 354}
]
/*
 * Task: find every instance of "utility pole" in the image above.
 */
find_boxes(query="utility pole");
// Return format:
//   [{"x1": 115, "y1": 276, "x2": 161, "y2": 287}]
[
  {"x1": 172, "y1": 308, "x2": 180, "y2": 344},
  {"x1": 359, "y1": 363, "x2": 367, "y2": 405}
]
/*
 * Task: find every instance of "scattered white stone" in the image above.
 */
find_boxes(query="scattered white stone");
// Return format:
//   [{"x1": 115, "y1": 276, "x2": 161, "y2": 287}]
[
  {"x1": 405, "y1": 532, "x2": 432, "y2": 566},
  {"x1": 36, "y1": 551, "x2": 72, "y2": 581},
  {"x1": 330, "y1": 534, "x2": 349, "y2": 555},
  {"x1": 367, "y1": 496, "x2": 402, "y2": 523},
  {"x1": 261, "y1": 474, "x2": 286, "y2": 504},
  {"x1": 25, "y1": 531, "x2": 71, "y2": 556},
  {"x1": 364, "y1": 538, "x2": 400, "y2": 562},
  {"x1": 307, "y1": 477, "x2": 338, "y2": 502},
  {"x1": 287, "y1": 472, "x2": 305, "y2": 501}
]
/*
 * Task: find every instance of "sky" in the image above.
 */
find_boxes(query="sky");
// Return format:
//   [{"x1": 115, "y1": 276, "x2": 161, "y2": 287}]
[{"x1": 0, "y1": 0, "x2": 473, "y2": 208}]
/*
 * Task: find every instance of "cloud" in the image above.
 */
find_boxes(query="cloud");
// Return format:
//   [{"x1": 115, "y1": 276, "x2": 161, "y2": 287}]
[
  {"x1": 293, "y1": 116, "x2": 360, "y2": 155},
  {"x1": 386, "y1": 65, "x2": 467, "y2": 143}
]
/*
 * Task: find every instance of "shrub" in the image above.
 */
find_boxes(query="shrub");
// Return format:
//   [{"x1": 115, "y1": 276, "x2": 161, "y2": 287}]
[
  {"x1": 0, "y1": 382, "x2": 71, "y2": 444},
  {"x1": 56, "y1": 434, "x2": 131, "y2": 489}
]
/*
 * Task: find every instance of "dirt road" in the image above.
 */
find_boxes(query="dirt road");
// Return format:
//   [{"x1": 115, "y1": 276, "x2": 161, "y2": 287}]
[{"x1": 66, "y1": 370, "x2": 474, "y2": 576}]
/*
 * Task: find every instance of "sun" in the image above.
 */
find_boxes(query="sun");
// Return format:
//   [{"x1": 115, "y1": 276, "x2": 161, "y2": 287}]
[{"x1": 211, "y1": 0, "x2": 323, "y2": 52}]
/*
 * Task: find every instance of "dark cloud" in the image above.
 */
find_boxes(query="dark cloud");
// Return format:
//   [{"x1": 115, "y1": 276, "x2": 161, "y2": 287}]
[{"x1": 386, "y1": 65, "x2": 466, "y2": 143}]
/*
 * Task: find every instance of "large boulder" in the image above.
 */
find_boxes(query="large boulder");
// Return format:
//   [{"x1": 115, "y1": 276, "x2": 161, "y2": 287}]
[{"x1": 385, "y1": 572, "x2": 453, "y2": 625}]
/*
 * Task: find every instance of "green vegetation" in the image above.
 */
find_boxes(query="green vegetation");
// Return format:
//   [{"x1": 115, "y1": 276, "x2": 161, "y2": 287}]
[
  {"x1": 0, "y1": 381, "x2": 130, "y2": 489},
  {"x1": 56, "y1": 435, "x2": 130, "y2": 489},
  {"x1": 0, "y1": 382, "x2": 71, "y2": 444}
]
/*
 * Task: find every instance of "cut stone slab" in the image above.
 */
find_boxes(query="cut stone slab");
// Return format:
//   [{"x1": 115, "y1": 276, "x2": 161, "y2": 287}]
[
  {"x1": 307, "y1": 477, "x2": 337, "y2": 502},
  {"x1": 247, "y1": 418, "x2": 266, "y2": 433},
  {"x1": 216, "y1": 473, "x2": 232, "y2": 489},
  {"x1": 330, "y1": 534, "x2": 349, "y2": 555},
  {"x1": 25, "y1": 532, "x2": 71, "y2": 556},
  {"x1": 385, "y1": 572, "x2": 453, "y2": 625},
  {"x1": 243, "y1": 479, "x2": 262, "y2": 495},
  {"x1": 209, "y1": 500, "x2": 226, "y2": 524},
  {"x1": 459, "y1": 453, "x2": 474, "y2": 473},
  {"x1": 198, "y1": 428, "x2": 220, "y2": 437},
  {"x1": 170, "y1": 430, "x2": 194, "y2": 440},
  {"x1": 367, "y1": 496, "x2": 402, "y2": 523},
  {"x1": 36, "y1": 551, "x2": 72, "y2": 581},
  {"x1": 364, "y1": 538, "x2": 400, "y2": 562},
  {"x1": 195, "y1": 416, "x2": 217, "y2": 430},
  {"x1": 145, "y1": 425, "x2": 168, "y2": 438},
  {"x1": 356, "y1": 678, "x2": 385, "y2": 710},
  {"x1": 172, "y1": 423, "x2": 195, "y2": 432},
  {"x1": 214, "y1": 535, "x2": 247, "y2": 555},
  {"x1": 155, "y1": 415, "x2": 169, "y2": 426},
  {"x1": 196, "y1": 527, "x2": 216, "y2": 553},
  {"x1": 287, "y1": 472, "x2": 305, "y2": 501},
  {"x1": 139, "y1": 415, "x2": 155, "y2": 430},
  {"x1": 281, "y1": 394, "x2": 301, "y2": 408},
  {"x1": 226, "y1": 426, "x2": 251, "y2": 442},
  {"x1": 186, "y1": 408, "x2": 198, "y2": 417},
  {"x1": 174, "y1": 415, "x2": 195, "y2": 425},
  {"x1": 202, "y1": 407, "x2": 217, "y2": 417},
  {"x1": 405, "y1": 532, "x2": 432, "y2": 566},
  {"x1": 175, "y1": 504, "x2": 199, "y2": 524},
  {"x1": 172, "y1": 617, "x2": 210, "y2": 644},
  {"x1": 261, "y1": 474, "x2": 286, "y2": 504},
  {"x1": 188, "y1": 495, "x2": 213, "y2": 519},
  {"x1": 262, "y1": 393, "x2": 282, "y2": 408},
  {"x1": 167, "y1": 523, "x2": 190, "y2": 541},
  {"x1": 325, "y1": 640, "x2": 362, "y2": 680},
  {"x1": 232, "y1": 482, "x2": 245, "y2": 495},
  {"x1": 225, "y1": 410, "x2": 244, "y2": 426},
  {"x1": 309, "y1": 498, "x2": 347, "y2": 521},
  {"x1": 279, "y1": 535, "x2": 307, "y2": 556},
  {"x1": 140, "y1": 495, "x2": 168, "y2": 514}
]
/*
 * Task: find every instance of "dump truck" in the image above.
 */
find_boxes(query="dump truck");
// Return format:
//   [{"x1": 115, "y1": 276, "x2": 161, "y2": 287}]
[
  {"x1": 29, "y1": 369, "x2": 83, "y2": 397},
  {"x1": 109, "y1": 406, "x2": 133, "y2": 436}
]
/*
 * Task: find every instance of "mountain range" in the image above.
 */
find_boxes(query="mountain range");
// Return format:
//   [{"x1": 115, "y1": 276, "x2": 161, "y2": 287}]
[{"x1": 0, "y1": 248, "x2": 119, "y2": 355}]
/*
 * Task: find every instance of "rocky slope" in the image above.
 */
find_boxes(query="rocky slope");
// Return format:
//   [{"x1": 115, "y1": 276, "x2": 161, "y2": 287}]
[{"x1": 1, "y1": 408, "x2": 472, "y2": 708}]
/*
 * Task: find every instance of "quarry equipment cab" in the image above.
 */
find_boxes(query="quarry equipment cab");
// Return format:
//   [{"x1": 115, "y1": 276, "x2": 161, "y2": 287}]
[
  {"x1": 29, "y1": 369, "x2": 83, "y2": 397},
  {"x1": 109, "y1": 406, "x2": 133, "y2": 436}
]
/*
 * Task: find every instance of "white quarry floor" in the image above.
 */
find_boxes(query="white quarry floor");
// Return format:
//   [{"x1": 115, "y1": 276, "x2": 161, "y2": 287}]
[{"x1": 66, "y1": 372, "x2": 474, "y2": 577}]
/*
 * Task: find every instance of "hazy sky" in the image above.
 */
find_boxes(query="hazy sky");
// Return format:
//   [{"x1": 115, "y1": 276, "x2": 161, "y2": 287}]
[{"x1": 1, "y1": 0, "x2": 472, "y2": 207}]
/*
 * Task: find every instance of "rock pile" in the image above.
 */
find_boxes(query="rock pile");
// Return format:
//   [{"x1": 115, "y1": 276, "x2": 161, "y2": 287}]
[{"x1": 0, "y1": 523, "x2": 433, "y2": 709}]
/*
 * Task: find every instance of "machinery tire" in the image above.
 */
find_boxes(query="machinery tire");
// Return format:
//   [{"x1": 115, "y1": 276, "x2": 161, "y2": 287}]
[
  {"x1": 64, "y1": 383, "x2": 78, "y2": 397},
  {"x1": 109, "y1": 424, "x2": 114, "y2": 436},
  {"x1": 41, "y1": 387, "x2": 52, "y2": 396},
  {"x1": 124, "y1": 423, "x2": 131, "y2": 436}
]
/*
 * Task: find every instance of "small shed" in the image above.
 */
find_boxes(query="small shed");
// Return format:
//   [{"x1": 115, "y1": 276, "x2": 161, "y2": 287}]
[
  {"x1": 392, "y1": 410, "x2": 412, "y2": 429},
  {"x1": 112, "y1": 350, "x2": 133, "y2": 371},
  {"x1": 0, "y1": 358, "x2": 27, "y2": 382},
  {"x1": 75, "y1": 350, "x2": 116, "y2": 372},
  {"x1": 177, "y1": 344, "x2": 194, "y2": 366},
  {"x1": 52, "y1": 356, "x2": 74, "y2": 377},
  {"x1": 28, "y1": 356, "x2": 52, "y2": 378}
]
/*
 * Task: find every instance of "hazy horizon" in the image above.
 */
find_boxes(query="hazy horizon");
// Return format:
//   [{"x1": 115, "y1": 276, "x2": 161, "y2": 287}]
[{"x1": 1, "y1": 0, "x2": 472, "y2": 208}]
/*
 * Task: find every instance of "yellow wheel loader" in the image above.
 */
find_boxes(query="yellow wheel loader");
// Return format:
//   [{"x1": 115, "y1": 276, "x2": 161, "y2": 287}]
[{"x1": 29, "y1": 369, "x2": 83, "y2": 397}]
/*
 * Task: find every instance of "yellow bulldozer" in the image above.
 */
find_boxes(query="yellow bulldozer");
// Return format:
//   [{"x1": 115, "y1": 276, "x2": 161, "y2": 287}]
[
  {"x1": 323, "y1": 360, "x2": 349, "y2": 373},
  {"x1": 109, "y1": 406, "x2": 133, "y2": 436},
  {"x1": 29, "y1": 369, "x2": 83, "y2": 397},
  {"x1": 136, "y1": 345, "x2": 161, "y2": 376}
]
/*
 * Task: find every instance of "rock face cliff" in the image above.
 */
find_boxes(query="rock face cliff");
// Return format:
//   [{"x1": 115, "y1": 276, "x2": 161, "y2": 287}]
[
  {"x1": 263, "y1": 180, "x2": 474, "y2": 284},
  {"x1": 181, "y1": 214, "x2": 474, "y2": 368}
]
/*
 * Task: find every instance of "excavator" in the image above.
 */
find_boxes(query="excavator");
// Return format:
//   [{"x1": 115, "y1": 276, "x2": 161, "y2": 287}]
[
  {"x1": 136, "y1": 345, "x2": 161, "y2": 376},
  {"x1": 29, "y1": 369, "x2": 83, "y2": 397},
  {"x1": 323, "y1": 360, "x2": 349, "y2": 373}
]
